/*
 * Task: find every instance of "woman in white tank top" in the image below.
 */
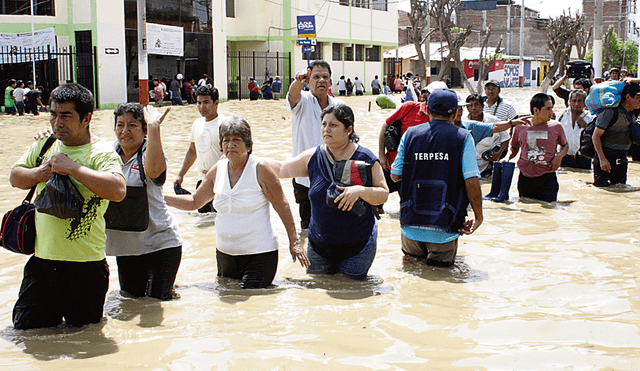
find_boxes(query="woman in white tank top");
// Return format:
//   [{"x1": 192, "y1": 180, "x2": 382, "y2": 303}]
[{"x1": 165, "y1": 115, "x2": 309, "y2": 288}]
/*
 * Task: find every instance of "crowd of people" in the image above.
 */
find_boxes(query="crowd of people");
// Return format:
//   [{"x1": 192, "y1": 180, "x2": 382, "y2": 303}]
[{"x1": 6, "y1": 58, "x2": 640, "y2": 331}]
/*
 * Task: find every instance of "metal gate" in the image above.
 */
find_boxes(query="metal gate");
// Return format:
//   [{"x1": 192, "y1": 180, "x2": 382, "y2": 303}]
[
  {"x1": 0, "y1": 45, "x2": 98, "y2": 107},
  {"x1": 227, "y1": 51, "x2": 291, "y2": 100},
  {"x1": 384, "y1": 57, "x2": 402, "y2": 83}
]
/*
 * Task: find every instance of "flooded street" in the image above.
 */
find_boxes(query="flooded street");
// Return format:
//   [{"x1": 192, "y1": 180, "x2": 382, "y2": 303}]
[{"x1": 0, "y1": 87, "x2": 639, "y2": 370}]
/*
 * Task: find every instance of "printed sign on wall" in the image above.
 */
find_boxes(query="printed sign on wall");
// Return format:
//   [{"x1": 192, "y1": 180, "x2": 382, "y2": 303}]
[{"x1": 146, "y1": 23, "x2": 184, "y2": 57}]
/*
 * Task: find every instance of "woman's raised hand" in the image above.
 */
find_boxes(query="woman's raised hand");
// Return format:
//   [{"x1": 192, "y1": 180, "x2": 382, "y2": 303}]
[{"x1": 144, "y1": 105, "x2": 170, "y2": 127}]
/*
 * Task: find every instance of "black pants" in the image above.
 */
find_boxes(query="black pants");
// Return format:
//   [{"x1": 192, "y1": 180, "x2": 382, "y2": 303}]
[
  {"x1": 593, "y1": 150, "x2": 628, "y2": 187},
  {"x1": 196, "y1": 179, "x2": 215, "y2": 213},
  {"x1": 216, "y1": 249, "x2": 278, "y2": 289},
  {"x1": 292, "y1": 179, "x2": 311, "y2": 229},
  {"x1": 517, "y1": 172, "x2": 559, "y2": 202},
  {"x1": 116, "y1": 246, "x2": 182, "y2": 300},
  {"x1": 13, "y1": 256, "x2": 109, "y2": 329},
  {"x1": 383, "y1": 168, "x2": 401, "y2": 194}
]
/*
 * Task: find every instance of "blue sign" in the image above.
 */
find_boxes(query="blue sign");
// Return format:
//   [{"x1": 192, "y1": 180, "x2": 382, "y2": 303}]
[
  {"x1": 297, "y1": 15, "x2": 316, "y2": 38},
  {"x1": 302, "y1": 46, "x2": 315, "y2": 54},
  {"x1": 459, "y1": 0, "x2": 497, "y2": 10},
  {"x1": 298, "y1": 39, "x2": 315, "y2": 46}
]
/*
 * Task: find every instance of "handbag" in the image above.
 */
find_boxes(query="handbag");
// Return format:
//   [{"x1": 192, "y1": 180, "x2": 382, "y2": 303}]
[
  {"x1": 105, "y1": 141, "x2": 150, "y2": 232},
  {"x1": 321, "y1": 146, "x2": 375, "y2": 218},
  {"x1": 384, "y1": 104, "x2": 416, "y2": 152},
  {"x1": 1, "y1": 135, "x2": 57, "y2": 254}
]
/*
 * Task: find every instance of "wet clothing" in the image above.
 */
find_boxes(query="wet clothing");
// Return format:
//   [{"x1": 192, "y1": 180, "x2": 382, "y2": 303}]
[
  {"x1": 14, "y1": 138, "x2": 124, "y2": 262},
  {"x1": 511, "y1": 122, "x2": 567, "y2": 178},
  {"x1": 212, "y1": 155, "x2": 279, "y2": 287},
  {"x1": 106, "y1": 141, "x2": 182, "y2": 300},
  {"x1": 308, "y1": 223, "x2": 377, "y2": 280},
  {"x1": 13, "y1": 256, "x2": 109, "y2": 329},
  {"x1": 213, "y1": 155, "x2": 278, "y2": 256},
  {"x1": 216, "y1": 250, "x2": 278, "y2": 289},
  {"x1": 391, "y1": 121, "x2": 480, "y2": 243},
  {"x1": 391, "y1": 120, "x2": 478, "y2": 265},
  {"x1": 12, "y1": 137, "x2": 122, "y2": 328},
  {"x1": 307, "y1": 145, "x2": 379, "y2": 270},
  {"x1": 116, "y1": 246, "x2": 181, "y2": 300},
  {"x1": 396, "y1": 120, "x2": 470, "y2": 234},
  {"x1": 401, "y1": 234, "x2": 458, "y2": 267},
  {"x1": 511, "y1": 122, "x2": 567, "y2": 201},
  {"x1": 593, "y1": 107, "x2": 632, "y2": 187}
]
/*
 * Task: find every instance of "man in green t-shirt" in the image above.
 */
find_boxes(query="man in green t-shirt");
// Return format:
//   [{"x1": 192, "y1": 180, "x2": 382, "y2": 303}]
[
  {"x1": 4, "y1": 79, "x2": 16, "y2": 115},
  {"x1": 10, "y1": 83, "x2": 126, "y2": 329}
]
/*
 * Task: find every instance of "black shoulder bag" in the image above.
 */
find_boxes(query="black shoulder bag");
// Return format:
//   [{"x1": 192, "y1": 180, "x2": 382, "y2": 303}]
[
  {"x1": 384, "y1": 104, "x2": 416, "y2": 152},
  {"x1": 1, "y1": 135, "x2": 57, "y2": 254},
  {"x1": 105, "y1": 140, "x2": 150, "y2": 231}
]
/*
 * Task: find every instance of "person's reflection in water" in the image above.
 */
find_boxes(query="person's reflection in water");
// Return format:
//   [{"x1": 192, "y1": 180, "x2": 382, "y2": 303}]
[
  {"x1": 2, "y1": 320, "x2": 118, "y2": 360},
  {"x1": 103, "y1": 291, "x2": 164, "y2": 328}
]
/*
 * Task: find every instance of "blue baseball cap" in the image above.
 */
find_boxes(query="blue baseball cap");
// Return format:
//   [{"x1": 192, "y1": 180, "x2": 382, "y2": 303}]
[{"x1": 427, "y1": 88, "x2": 458, "y2": 115}]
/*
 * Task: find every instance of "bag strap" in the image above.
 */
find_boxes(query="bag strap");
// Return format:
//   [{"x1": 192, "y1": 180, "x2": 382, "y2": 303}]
[
  {"x1": 24, "y1": 135, "x2": 57, "y2": 203},
  {"x1": 619, "y1": 106, "x2": 635, "y2": 130},
  {"x1": 320, "y1": 145, "x2": 335, "y2": 182},
  {"x1": 115, "y1": 139, "x2": 147, "y2": 185}
]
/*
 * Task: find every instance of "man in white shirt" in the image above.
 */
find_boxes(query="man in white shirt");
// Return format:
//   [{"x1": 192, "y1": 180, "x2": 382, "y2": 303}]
[
  {"x1": 558, "y1": 89, "x2": 593, "y2": 169},
  {"x1": 465, "y1": 94, "x2": 507, "y2": 177},
  {"x1": 174, "y1": 85, "x2": 226, "y2": 212},
  {"x1": 483, "y1": 80, "x2": 518, "y2": 121},
  {"x1": 287, "y1": 60, "x2": 344, "y2": 229},
  {"x1": 13, "y1": 80, "x2": 26, "y2": 116}
]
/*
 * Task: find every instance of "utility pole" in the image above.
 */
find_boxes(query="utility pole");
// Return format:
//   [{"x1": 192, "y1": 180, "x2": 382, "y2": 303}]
[
  {"x1": 137, "y1": 0, "x2": 149, "y2": 105},
  {"x1": 425, "y1": 0, "x2": 431, "y2": 84},
  {"x1": 507, "y1": 4, "x2": 511, "y2": 54},
  {"x1": 593, "y1": 0, "x2": 604, "y2": 81},
  {"x1": 518, "y1": 0, "x2": 524, "y2": 87},
  {"x1": 30, "y1": 0, "x2": 36, "y2": 87}
]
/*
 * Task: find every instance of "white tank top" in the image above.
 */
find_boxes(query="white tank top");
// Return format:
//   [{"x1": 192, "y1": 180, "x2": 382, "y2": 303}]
[{"x1": 213, "y1": 155, "x2": 278, "y2": 255}]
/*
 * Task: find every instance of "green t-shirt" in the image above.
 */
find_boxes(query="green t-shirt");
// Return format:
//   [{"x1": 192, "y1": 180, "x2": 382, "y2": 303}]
[
  {"x1": 4, "y1": 86, "x2": 15, "y2": 108},
  {"x1": 13, "y1": 137, "x2": 124, "y2": 262}
]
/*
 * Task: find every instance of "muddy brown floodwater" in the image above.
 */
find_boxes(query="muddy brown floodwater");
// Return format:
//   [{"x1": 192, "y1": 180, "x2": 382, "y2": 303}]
[{"x1": 0, "y1": 88, "x2": 639, "y2": 370}]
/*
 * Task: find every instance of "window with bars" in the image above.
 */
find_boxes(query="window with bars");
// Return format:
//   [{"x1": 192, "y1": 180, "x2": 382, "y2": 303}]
[
  {"x1": 355, "y1": 44, "x2": 364, "y2": 61},
  {"x1": 366, "y1": 45, "x2": 380, "y2": 61},
  {"x1": 344, "y1": 45, "x2": 354, "y2": 61},
  {"x1": 332, "y1": 43, "x2": 342, "y2": 61},
  {"x1": 1, "y1": 0, "x2": 54, "y2": 15}
]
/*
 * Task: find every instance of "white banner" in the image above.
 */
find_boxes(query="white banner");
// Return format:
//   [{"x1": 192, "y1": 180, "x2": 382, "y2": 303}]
[
  {"x1": 0, "y1": 27, "x2": 57, "y2": 64},
  {"x1": 146, "y1": 23, "x2": 184, "y2": 57}
]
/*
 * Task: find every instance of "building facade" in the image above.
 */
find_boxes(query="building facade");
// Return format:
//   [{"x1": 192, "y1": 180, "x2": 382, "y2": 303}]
[{"x1": 0, "y1": 0, "x2": 397, "y2": 105}]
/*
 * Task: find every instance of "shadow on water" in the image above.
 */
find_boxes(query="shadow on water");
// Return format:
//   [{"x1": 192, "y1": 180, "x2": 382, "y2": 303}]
[
  {"x1": 103, "y1": 291, "x2": 165, "y2": 328},
  {"x1": 188, "y1": 277, "x2": 286, "y2": 304},
  {"x1": 281, "y1": 275, "x2": 393, "y2": 300},
  {"x1": 0, "y1": 319, "x2": 118, "y2": 360},
  {"x1": 400, "y1": 255, "x2": 489, "y2": 284}
]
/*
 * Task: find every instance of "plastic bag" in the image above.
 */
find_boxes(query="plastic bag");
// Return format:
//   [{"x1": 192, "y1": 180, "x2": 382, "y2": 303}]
[{"x1": 34, "y1": 174, "x2": 84, "y2": 220}]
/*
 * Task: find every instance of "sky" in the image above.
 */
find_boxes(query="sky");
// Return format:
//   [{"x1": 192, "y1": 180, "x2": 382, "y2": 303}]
[{"x1": 397, "y1": 0, "x2": 584, "y2": 19}]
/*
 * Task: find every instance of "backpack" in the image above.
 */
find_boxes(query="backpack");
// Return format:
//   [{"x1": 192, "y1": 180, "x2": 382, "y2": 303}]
[{"x1": 579, "y1": 108, "x2": 618, "y2": 158}]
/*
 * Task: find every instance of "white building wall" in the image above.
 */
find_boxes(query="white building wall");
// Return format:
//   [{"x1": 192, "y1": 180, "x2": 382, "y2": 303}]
[
  {"x1": 213, "y1": 0, "x2": 228, "y2": 100},
  {"x1": 95, "y1": 0, "x2": 127, "y2": 104}
]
